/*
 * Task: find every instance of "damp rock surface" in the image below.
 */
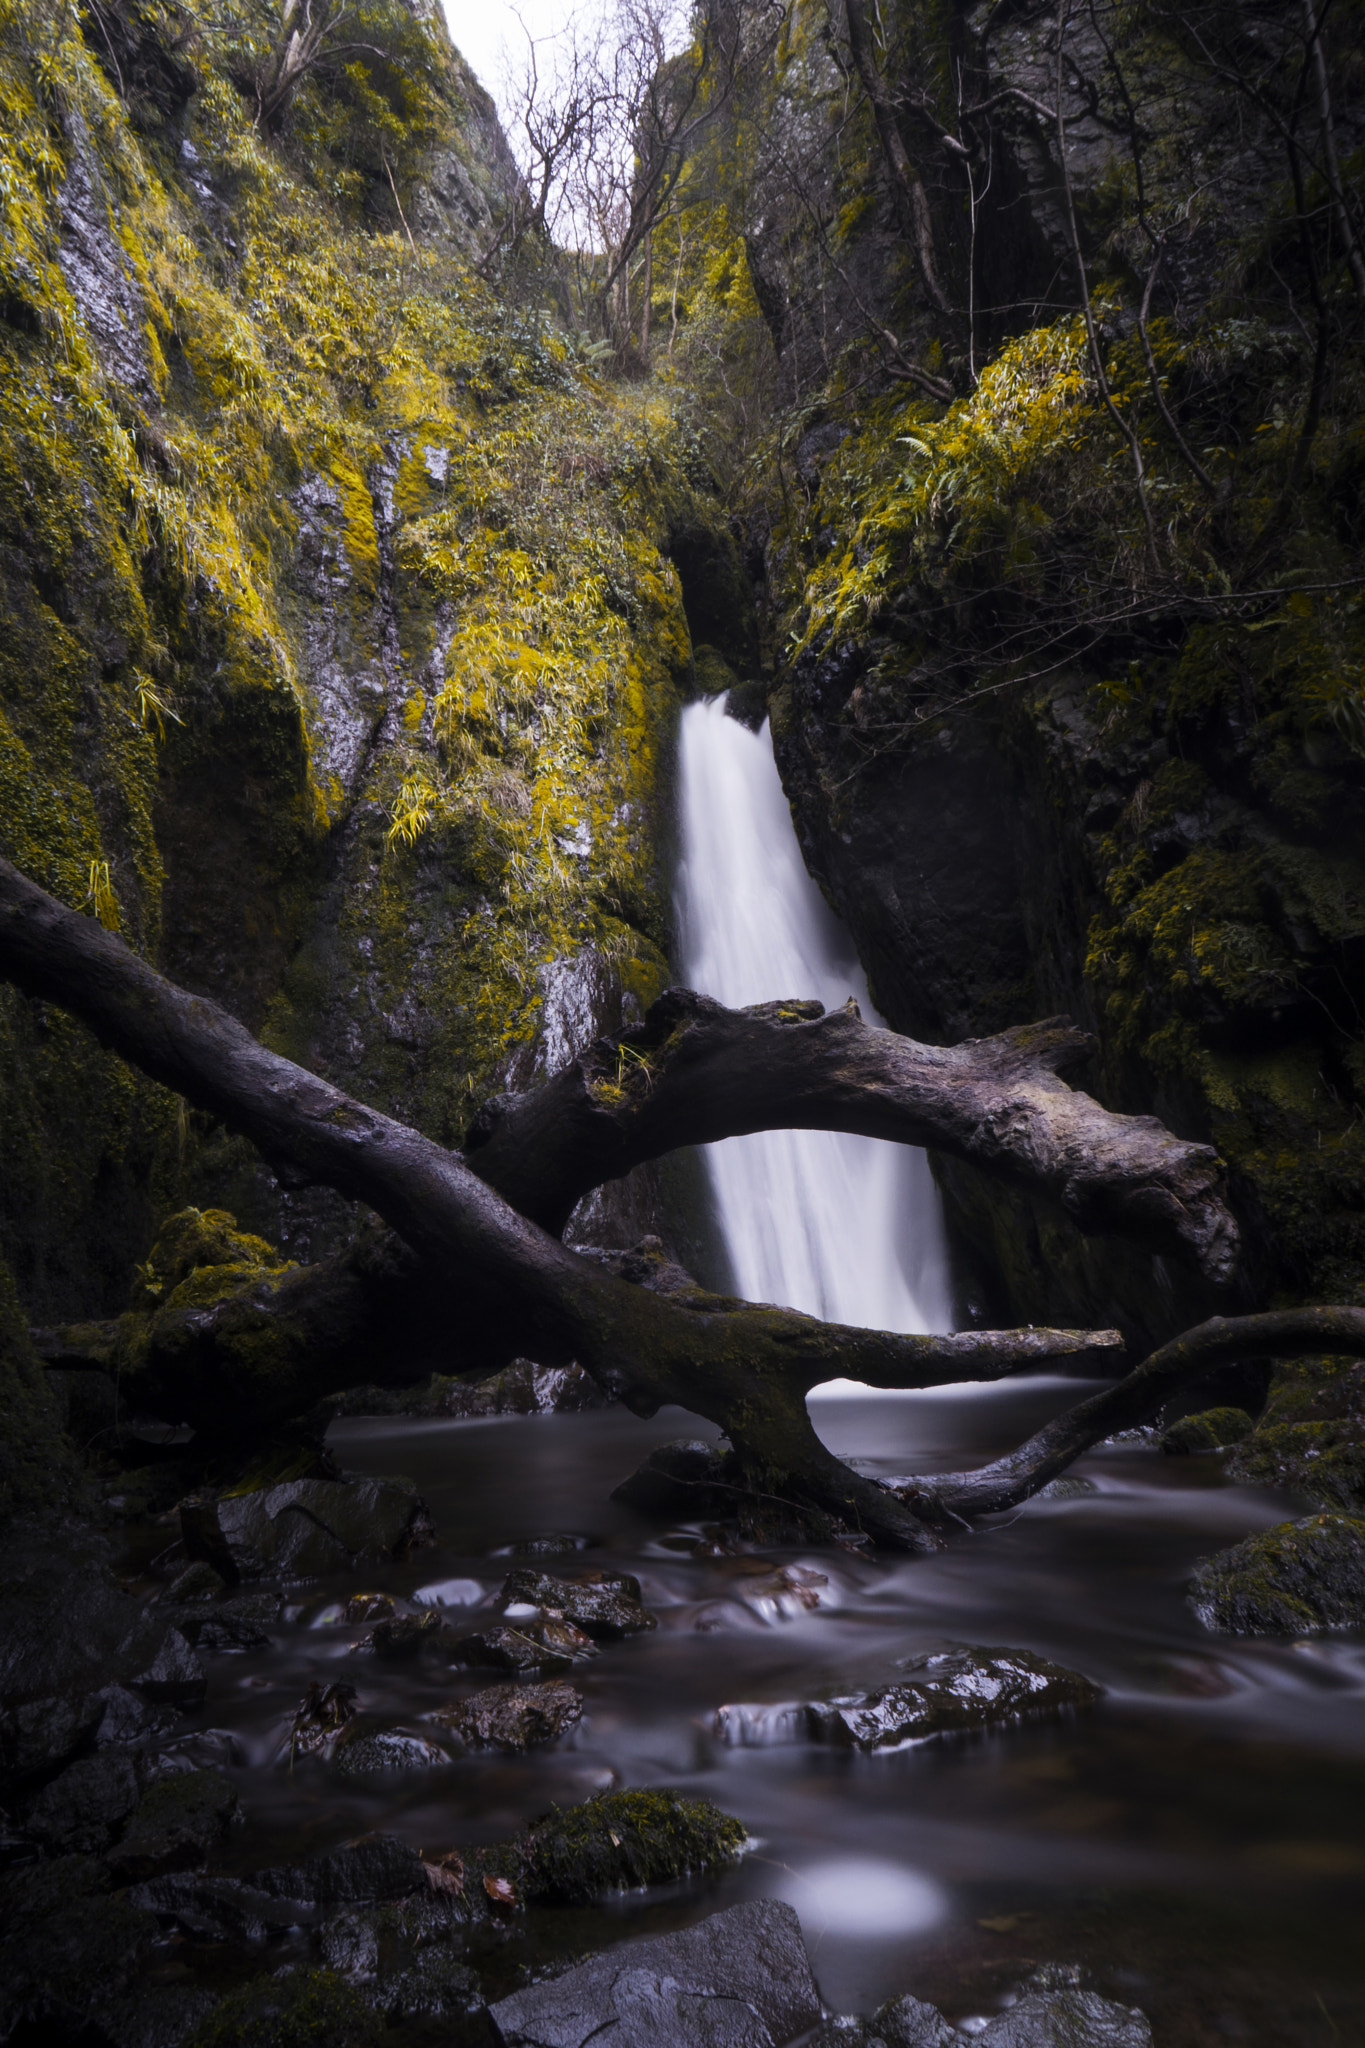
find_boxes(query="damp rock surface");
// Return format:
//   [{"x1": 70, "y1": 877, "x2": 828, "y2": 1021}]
[
  {"x1": 487, "y1": 1898, "x2": 822, "y2": 2047},
  {"x1": 1190, "y1": 1513, "x2": 1365, "y2": 1634},
  {"x1": 180, "y1": 1476, "x2": 433, "y2": 1584},
  {"x1": 717, "y1": 1646, "x2": 1100, "y2": 1752},
  {"x1": 434, "y1": 1678, "x2": 584, "y2": 1751},
  {"x1": 1161, "y1": 1407, "x2": 1255, "y2": 1455},
  {"x1": 519, "y1": 1788, "x2": 748, "y2": 1902},
  {"x1": 497, "y1": 1565, "x2": 656, "y2": 1639}
]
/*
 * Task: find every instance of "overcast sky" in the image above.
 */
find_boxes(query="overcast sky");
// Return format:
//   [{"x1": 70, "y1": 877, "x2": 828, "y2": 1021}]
[{"x1": 441, "y1": 0, "x2": 565, "y2": 125}]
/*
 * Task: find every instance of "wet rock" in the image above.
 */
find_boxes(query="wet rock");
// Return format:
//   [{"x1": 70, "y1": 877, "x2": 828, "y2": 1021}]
[
  {"x1": 1190, "y1": 1513, "x2": 1365, "y2": 1634},
  {"x1": 510, "y1": 1532, "x2": 592, "y2": 1555},
  {"x1": 334, "y1": 1729, "x2": 450, "y2": 1778},
  {"x1": 974, "y1": 1966, "x2": 1152, "y2": 2045},
  {"x1": 91, "y1": 1984, "x2": 219, "y2": 2048},
  {"x1": 488, "y1": 1898, "x2": 821, "y2": 2046},
  {"x1": 450, "y1": 1618, "x2": 596, "y2": 1676},
  {"x1": 0, "y1": 1520, "x2": 166, "y2": 1709},
  {"x1": 107, "y1": 1766, "x2": 240, "y2": 1881},
  {"x1": 252, "y1": 1832, "x2": 430, "y2": 1906},
  {"x1": 519, "y1": 1789, "x2": 747, "y2": 1902},
  {"x1": 25, "y1": 1749, "x2": 141, "y2": 1853},
  {"x1": 162, "y1": 1562, "x2": 228, "y2": 1605},
  {"x1": 1162, "y1": 1407, "x2": 1255, "y2": 1455},
  {"x1": 183, "y1": 1968, "x2": 385, "y2": 2048},
  {"x1": 129, "y1": 1870, "x2": 301, "y2": 1943},
  {"x1": 180, "y1": 1476, "x2": 433, "y2": 1585},
  {"x1": 1036, "y1": 1477, "x2": 1097, "y2": 1501},
  {"x1": 717, "y1": 1647, "x2": 1100, "y2": 1752},
  {"x1": 612, "y1": 1438, "x2": 734, "y2": 1518},
  {"x1": 362, "y1": 1608, "x2": 460, "y2": 1658},
  {"x1": 0, "y1": 1688, "x2": 105, "y2": 1789},
  {"x1": 373, "y1": 1947, "x2": 485, "y2": 2023},
  {"x1": 132, "y1": 1628, "x2": 207, "y2": 1705},
  {"x1": 433, "y1": 1680, "x2": 584, "y2": 1751},
  {"x1": 0, "y1": 1855, "x2": 157, "y2": 2038},
  {"x1": 497, "y1": 1566, "x2": 656, "y2": 1639},
  {"x1": 345, "y1": 1591, "x2": 395, "y2": 1624},
  {"x1": 809, "y1": 1992, "x2": 956, "y2": 2046},
  {"x1": 176, "y1": 1591, "x2": 281, "y2": 1654}
]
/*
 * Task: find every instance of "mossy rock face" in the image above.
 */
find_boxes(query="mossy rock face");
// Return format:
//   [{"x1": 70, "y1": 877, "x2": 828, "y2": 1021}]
[
  {"x1": 1190, "y1": 1513, "x2": 1365, "y2": 1634},
  {"x1": 520, "y1": 1788, "x2": 747, "y2": 1902},
  {"x1": 185, "y1": 1969, "x2": 385, "y2": 2048},
  {"x1": 1227, "y1": 1355, "x2": 1365, "y2": 1510},
  {"x1": 129, "y1": 1209, "x2": 288, "y2": 1311},
  {"x1": 1161, "y1": 1407, "x2": 1255, "y2": 1455}
]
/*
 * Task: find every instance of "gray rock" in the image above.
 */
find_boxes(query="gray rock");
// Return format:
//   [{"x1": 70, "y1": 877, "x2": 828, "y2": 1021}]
[
  {"x1": 252, "y1": 1832, "x2": 430, "y2": 1905},
  {"x1": 25, "y1": 1750, "x2": 141, "y2": 1854},
  {"x1": 497, "y1": 1566, "x2": 656, "y2": 1640},
  {"x1": 106, "y1": 1766, "x2": 239, "y2": 1881},
  {"x1": 433, "y1": 1679, "x2": 584, "y2": 1751},
  {"x1": 719, "y1": 1647, "x2": 1099, "y2": 1753},
  {"x1": 809, "y1": 1991, "x2": 956, "y2": 2046},
  {"x1": 129, "y1": 1871, "x2": 300, "y2": 1943},
  {"x1": 95, "y1": 1683, "x2": 181, "y2": 1750},
  {"x1": 374, "y1": 1946, "x2": 485, "y2": 2022},
  {"x1": 1190, "y1": 1513, "x2": 1365, "y2": 1633},
  {"x1": 181, "y1": 1475, "x2": 433, "y2": 1584},
  {"x1": 978, "y1": 1978, "x2": 1152, "y2": 2045},
  {"x1": 334, "y1": 1729, "x2": 450, "y2": 1778},
  {"x1": 1162, "y1": 1407, "x2": 1254, "y2": 1455},
  {"x1": 87, "y1": 1984, "x2": 219, "y2": 2048},
  {"x1": 0, "y1": 1689, "x2": 105, "y2": 1790},
  {"x1": 0, "y1": 1521, "x2": 166, "y2": 1710},
  {"x1": 488, "y1": 1898, "x2": 822, "y2": 2047},
  {"x1": 131, "y1": 1629, "x2": 206, "y2": 1705}
]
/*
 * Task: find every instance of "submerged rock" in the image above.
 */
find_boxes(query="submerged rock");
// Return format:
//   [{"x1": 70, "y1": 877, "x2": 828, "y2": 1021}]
[
  {"x1": 1162, "y1": 1407, "x2": 1255, "y2": 1455},
  {"x1": 180, "y1": 1476, "x2": 433, "y2": 1584},
  {"x1": 1190, "y1": 1513, "x2": 1365, "y2": 1633},
  {"x1": 433, "y1": 1679, "x2": 584, "y2": 1751},
  {"x1": 612, "y1": 1438, "x2": 734, "y2": 1518},
  {"x1": 496, "y1": 1566, "x2": 656, "y2": 1639},
  {"x1": 488, "y1": 1898, "x2": 821, "y2": 2047},
  {"x1": 716, "y1": 1647, "x2": 1100, "y2": 1752}
]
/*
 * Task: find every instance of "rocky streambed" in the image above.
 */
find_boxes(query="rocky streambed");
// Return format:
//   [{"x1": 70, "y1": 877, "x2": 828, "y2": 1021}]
[{"x1": 3, "y1": 1379, "x2": 1365, "y2": 2046}]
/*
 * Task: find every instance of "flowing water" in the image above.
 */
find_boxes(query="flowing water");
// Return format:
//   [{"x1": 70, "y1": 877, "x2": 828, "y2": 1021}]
[
  {"x1": 151, "y1": 695, "x2": 1365, "y2": 2043},
  {"x1": 674, "y1": 694, "x2": 953, "y2": 1337}
]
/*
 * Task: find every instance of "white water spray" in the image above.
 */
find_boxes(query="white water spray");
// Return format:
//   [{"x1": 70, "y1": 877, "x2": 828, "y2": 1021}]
[{"x1": 675, "y1": 694, "x2": 953, "y2": 1339}]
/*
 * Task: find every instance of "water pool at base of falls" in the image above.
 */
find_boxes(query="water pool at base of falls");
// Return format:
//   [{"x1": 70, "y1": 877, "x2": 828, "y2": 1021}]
[{"x1": 161, "y1": 1386, "x2": 1365, "y2": 2045}]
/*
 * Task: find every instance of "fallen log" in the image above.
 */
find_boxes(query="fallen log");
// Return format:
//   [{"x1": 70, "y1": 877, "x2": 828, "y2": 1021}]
[{"x1": 0, "y1": 856, "x2": 1124, "y2": 1551}]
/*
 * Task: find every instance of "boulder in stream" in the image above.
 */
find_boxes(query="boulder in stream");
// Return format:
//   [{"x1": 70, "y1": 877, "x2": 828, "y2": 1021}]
[
  {"x1": 814, "y1": 1966, "x2": 1152, "y2": 2046},
  {"x1": 518, "y1": 1788, "x2": 747, "y2": 1902},
  {"x1": 24, "y1": 1750, "x2": 141, "y2": 1855},
  {"x1": 1190, "y1": 1512, "x2": 1365, "y2": 1633},
  {"x1": 180, "y1": 1475, "x2": 433, "y2": 1584},
  {"x1": 106, "y1": 1765, "x2": 240, "y2": 1881},
  {"x1": 1161, "y1": 1407, "x2": 1255, "y2": 1454},
  {"x1": 433, "y1": 1679, "x2": 584, "y2": 1751},
  {"x1": 334, "y1": 1729, "x2": 451, "y2": 1778},
  {"x1": 716, "y1": 1646, "x2": 1100, "y2": 1752},
  {"x1": 612, "y1": 1438, "x2": 734, "y2": 1517},
  {"x1": 496, "y1": 1565, "x2": 656, "y2": 1638},
  {"x1": 448, "y1": 1618, "x2": 596, "y2": 1675},
  {"x1": 252, "y1": 1832, "x2": 431, "y2": 1906},
  {"x1": 488, "y1": 1897, "x2": 821, "y2": 2046}
]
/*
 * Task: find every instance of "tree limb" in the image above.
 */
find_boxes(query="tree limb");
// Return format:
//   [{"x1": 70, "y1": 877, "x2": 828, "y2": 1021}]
[
  {"x1": 467, "y1": 988, "x2": 1240, "y2": 1284},
  {"x1": 0, "y1": 856, "x2": 1123, "y2": 1551},
  {"x1": 893, "y1": 1307, "x2": 1365, "y2": 1519}
]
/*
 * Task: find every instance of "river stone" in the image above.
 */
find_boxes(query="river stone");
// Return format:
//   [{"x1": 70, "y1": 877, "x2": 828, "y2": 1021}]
[
  {"x1": 451, "y1": 1618, "x2": 595, "y2": 1675},
  {"x1": 180, "y1": 1476, "x2": 432, "y2": 1584},
  {"x1": 25, "y1": 1749, "x2": 141, "y2": 1854},
  {"x1": 335, "y1": 1730, "x2": 450, "y2": 1778},
  {"x1": 373, "y1": 1947, "x2": 485, "y2": 2023},
  {"x1": 252, "y1": 1832, "x2": 430, "y2": 1905},
  {"x1": 612, "y1": 1439, "x2": 733, "y2": 1517},
  {"x1": 131, "y1": 1628, "x2": 207, "y2": 1705},
  {"x1": 0, "y1": 1689, "x2": 105, "y2": 1789},
  {"x1": 520, "y1": 1789, "x2": 747, "y2": 1902},
  {"x1": 0, "y1": 1520, "x2": 167, "y2": 1709},
  {"x1": 1190, "y1": 1512, "x2": 1365, "y2": 1633},
  {"x1": 106, "y1": 1766, "x2": 240, "y2": 1881},
  {"x1": 808, "y1": 1991, "x2": 957, "y2": 2045},
  {"x1": 497, "y1": 1566, "x2": 655, "y2": 1638},
  {"x1": 1162, "y1": 1407, "x2": 1255, "y2": 1455},
  {"x1": 179, "y1": 1968, "x2": 385, "y2": 2048},
  {"x1": 977, "y1": 1975, "x2": 1153, "y2": 2045},
  {"x1": 129, "y1": 1871, "x2": 303, "y2": 1943},
  {"x1": 362, "y1": 1609, "x2": 461, "y2": 1658},
  {"x1": 488, "y1": 1898, "x2": 821, "y2": 2046},
  {"x1": 435, "y1": 1679, "x2": 583, "y2": 1750}
]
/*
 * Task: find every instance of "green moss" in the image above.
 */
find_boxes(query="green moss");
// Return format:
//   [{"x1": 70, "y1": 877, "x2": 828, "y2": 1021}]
[
  {"x1": 1190, "y1": 1513, "x2": 1365, "y2": 1635},
  {"x1": 520, "y1": 1788, "x2": 747, "y2": 1902},
  {"x1": 1161, "y1": 1407, "x2": 1255, "y2": 1455},
  {"x1": 186, "y1": 1969, "x2": 384, "y2": 2048}
]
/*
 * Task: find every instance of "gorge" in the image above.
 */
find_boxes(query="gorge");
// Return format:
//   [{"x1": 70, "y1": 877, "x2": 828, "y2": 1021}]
[{"x1": 1, "y1": 1, "x2": 1363, "y2": 2043}]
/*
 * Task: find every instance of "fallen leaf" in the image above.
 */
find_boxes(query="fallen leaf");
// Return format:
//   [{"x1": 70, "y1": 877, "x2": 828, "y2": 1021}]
[
  {"x1": 484, "y1": 1874, "x2": 516, "y2": 1905},
  {"x1": 609, "y1": 1830, "x2": 621, "y2": 1847},
  {"x1": 424, "y1": 1853, "x2": 465, "y2": 1896}
]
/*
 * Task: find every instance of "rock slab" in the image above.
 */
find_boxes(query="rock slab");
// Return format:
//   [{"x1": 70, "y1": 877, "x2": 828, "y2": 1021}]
[{"x1": 488, "y1": 1899, "x2": 822, "y2": 2046}]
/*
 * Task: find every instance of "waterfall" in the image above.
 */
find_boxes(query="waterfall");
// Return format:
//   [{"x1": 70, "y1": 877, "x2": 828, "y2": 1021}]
[{"x1": 675, "y1": 694, "x2": 953, "y2": 1339}]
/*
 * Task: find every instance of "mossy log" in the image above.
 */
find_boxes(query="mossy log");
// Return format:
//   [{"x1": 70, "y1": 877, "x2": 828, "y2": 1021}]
[{"x1": 1, "y1": 855, "x2": 1128, "y2": 1550}]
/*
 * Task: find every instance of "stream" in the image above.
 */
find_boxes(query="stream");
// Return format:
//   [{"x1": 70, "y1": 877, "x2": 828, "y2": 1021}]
[{"x1": 144, "y1": 701, "x2": 1365, "y2": 2044}]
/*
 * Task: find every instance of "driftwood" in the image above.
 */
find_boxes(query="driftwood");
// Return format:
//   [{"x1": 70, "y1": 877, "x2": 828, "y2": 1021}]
[
  {"x1": 0, "y1": 857, "x2": 1128, "y2": 1550},
  {"x1": 467, "y1": 989, "x2": 1239, "y2": 1282}
]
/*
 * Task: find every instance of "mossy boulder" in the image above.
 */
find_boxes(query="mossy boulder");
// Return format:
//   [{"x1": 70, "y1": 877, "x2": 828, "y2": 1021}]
[
  {"x1": 1227, "y1": 1355, "x2": 1365, "y2": 1509},
  {"x1": 107, "y1": 1766, "x2": 240, "y2": 1882},
  {"x1": 185, "y1": 1969, "x2": 385, "y2": 2048},
  {"x1": 1190, "y1": 1513, "x2": 1365, "y2": 1634},
  {"x1": 1161, "y1": 1407, "x2": 1255, "y2": 1455},
  {"x1": 129, "y1": 1209, "x2": 288, "y2": 1312},
  {"x1": 519, "y1": 1788, "x2": 747, "y2": 1902}
]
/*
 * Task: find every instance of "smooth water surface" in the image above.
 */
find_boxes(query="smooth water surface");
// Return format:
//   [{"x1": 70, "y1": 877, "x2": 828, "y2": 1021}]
[
  {"x1": 176, "y1": 1391, "x2": 1365, "y2": 2045},
  {"x1": 674, "y1": 695, "x2": 953, "y2": 1336}
]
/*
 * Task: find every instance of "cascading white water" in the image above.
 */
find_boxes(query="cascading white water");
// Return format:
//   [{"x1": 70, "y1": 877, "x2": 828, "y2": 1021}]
[{"x1": 675, "y1": 693, "x2": 954, "y2": 1337}]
